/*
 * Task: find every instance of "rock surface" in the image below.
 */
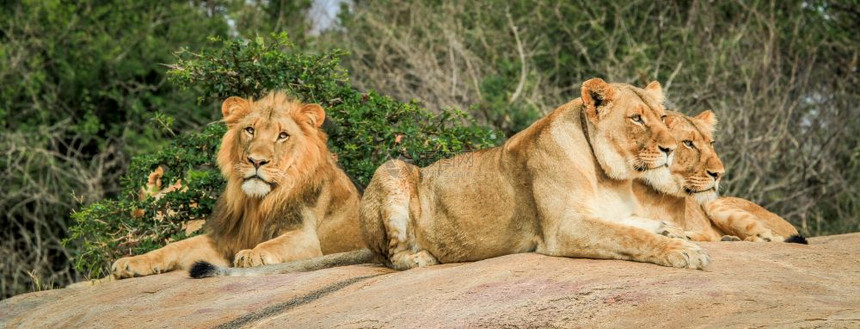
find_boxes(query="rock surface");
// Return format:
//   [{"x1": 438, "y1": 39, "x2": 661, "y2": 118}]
[{"x1": 3, "y1": 234, "x2": 860, "y2": 328}]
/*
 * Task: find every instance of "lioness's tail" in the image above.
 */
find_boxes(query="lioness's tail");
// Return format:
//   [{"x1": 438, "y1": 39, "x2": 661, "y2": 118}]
[
  {"x1": 784, "y1": 234, "x2": 808, "y2": 244},
  {"x1": 189, "y1": 248, "x2": 380, "y2": 278}
]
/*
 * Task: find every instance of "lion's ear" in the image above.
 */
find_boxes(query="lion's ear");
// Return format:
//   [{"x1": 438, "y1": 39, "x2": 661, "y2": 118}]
[
  {"x1": 581, "y1": 78, "x2": 615, "y2": 120},
  {"x1": 645, "y1": 81, "x2": 665, "y2": 104},
  {"x1": 664, "y1": 113, "x2": 677, "y2": 127},
  {"x1": 695, "y1": 110, "x2": 717, "y2": 129},
  {"x1": 222, "y1": 96, "x2": 251, "y2": 125},
  {"x1": 300, "y1": 103, "x2": 325, "y2": 128}
]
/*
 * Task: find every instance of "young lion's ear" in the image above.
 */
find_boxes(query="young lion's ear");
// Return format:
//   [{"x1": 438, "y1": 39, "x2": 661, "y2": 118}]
[
  {"x1": 663, "y1": 113, "x2": 677, "y2": 127},
  {"x1": 300, "y1": 103, "x2": 325, "y2": 128},
  {"x1": 221, "y1": 96, "x2": 251, "y2": 125},
  {"x1": 644, "y1": 81, "x2": 665, "y2": 104},
  {"x1": 581, "y1": 78, "x2": 615, "y2": 120},
  {"x1": 695, "y1": 110, "x2": 718, "y2": 129}
]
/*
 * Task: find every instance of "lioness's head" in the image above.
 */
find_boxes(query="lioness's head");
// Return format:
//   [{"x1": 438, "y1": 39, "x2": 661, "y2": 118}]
[
  {"x1": 581, "y1": 78, "x2": 676, "y2": 181},
  {"x1": 642, "y1": 110, "x2": 725, "y2": 203},
  {"x1": 217, "y1": 91, "x2": 328, "y2": 198}
]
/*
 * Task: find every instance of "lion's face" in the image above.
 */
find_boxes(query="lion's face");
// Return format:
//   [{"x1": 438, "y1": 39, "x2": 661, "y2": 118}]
[
  {"x1": 217, "y1": 92, "x2": 327, "y2": 198},
  {"x1": 642, "y1": 110, "x2": 725, "y2": 203},
  {"x1": 582, "y1": 79, "x2": 676, "y2": 181}
]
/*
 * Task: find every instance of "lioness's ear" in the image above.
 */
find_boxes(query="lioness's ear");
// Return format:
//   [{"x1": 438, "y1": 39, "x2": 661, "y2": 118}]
[
  {"x1": 663, "y1": 113, "x2": 677, "y2": 127},
  {"x1": 581, "y1": 78, "x2": 615, "y2": 120},
  {"x1": 645, "y1": 81, "x2": 665, "y2": 104},
  {"x1": 301, "y1": 103, "x2": 325, "y2": 128},
  {"x1": 695, "y1": 110, "x2": 717, "y2": 128},
  {"x1": 221, "y1": 96, "x2": 251, "y2": 125}
]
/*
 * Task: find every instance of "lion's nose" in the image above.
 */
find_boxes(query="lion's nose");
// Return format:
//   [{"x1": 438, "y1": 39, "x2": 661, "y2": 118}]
[
  {"x1": 659, "y1": 145, "x2": 674, "y2": 157},
  {"x1": 707, "y1": 169, "x2": 723, "y2": 181},
  {"x1": 248, "y1": 157, "x2": 270, "y2": 168}
]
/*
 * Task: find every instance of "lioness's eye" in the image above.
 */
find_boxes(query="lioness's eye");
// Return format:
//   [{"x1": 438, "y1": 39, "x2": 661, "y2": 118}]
[
  {"x1": 630, "y1": 114, "x2": 643, "y2": 124},
  {"x1": 661, "y1": 115, "x2": 667, "y2": 123},
  {"x1": 682, "y1": 140, "x2": 694, "y2": 148},
  {"x1": 245, "y1": 127, "x2": 255, "y2": 135},
  {"x1": 278, "y1": 132, "x2": 289, "y2": 140}
]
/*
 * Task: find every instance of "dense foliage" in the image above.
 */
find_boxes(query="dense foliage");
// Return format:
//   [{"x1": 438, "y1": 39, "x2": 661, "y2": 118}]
[
  {"x1": 0, "y1": 0, "x2": 231, "y2": 298},
  {"x1": 65, "y1": 34, "x2": 498, "y2": 280}
]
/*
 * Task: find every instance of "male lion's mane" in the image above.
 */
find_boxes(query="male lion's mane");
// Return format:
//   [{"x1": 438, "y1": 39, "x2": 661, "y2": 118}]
[{"x1": 205, "y1": 92, "x2": 341, "y2": 258}]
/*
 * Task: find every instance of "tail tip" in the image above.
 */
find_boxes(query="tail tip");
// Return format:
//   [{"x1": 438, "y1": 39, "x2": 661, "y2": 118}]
[
  {"x1": 189, "y1": 261, "x2": 218, "y2": 278},
  {"x1": 785, "y1": 234, "x2": 808, "y2": 245}
]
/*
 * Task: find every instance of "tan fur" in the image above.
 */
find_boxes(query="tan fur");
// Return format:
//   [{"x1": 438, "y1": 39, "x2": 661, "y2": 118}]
[
  {"x1": 634, "y1": 111, "x2": 799, "y2": 242},
  {"x1": 698, "y1": 197, "x2": 799, "y2": 242},
  {"x1": 111, "y1": 92, "x2": 364, "y2": 279},
  {"x1": 353, "y1": 78, "x2": 710, "y2": 271},
  {"x1": 189, "y1": 79, "x2": 715, "y2": 279}
]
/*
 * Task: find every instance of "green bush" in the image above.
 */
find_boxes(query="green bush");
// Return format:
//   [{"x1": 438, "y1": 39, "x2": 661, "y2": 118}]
[
  {"x1": 0, "y1": 0, "x2": 232, "y2": 298},
  {"x1": 65, "y1": 34, "x2": 499, "y2": 279}
]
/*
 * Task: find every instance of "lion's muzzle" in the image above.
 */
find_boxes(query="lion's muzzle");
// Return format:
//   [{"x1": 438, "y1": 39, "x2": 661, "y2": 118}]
[{"x1": 242, "y1": 173, "x2": 274, "y2": 198}]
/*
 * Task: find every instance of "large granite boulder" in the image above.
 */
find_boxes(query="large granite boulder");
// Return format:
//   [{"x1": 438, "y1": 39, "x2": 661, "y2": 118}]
[{"x1": 2, "y1": 234, "x2": 859, "y2": 328}]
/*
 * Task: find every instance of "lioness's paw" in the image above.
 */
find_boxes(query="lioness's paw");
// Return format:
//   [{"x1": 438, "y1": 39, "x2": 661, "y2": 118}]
[
  {"x1": 234, "y1": 249, "x2": 279, "y2": 268},
  {"x1": 111, "y1": 256, "x2": 165, "y2": 279},
  {"x1": 409, "y1": 250, "x2": 439, "y2": 267},
  {"x1": 663, "y1": 240, "x2": 711, "y2": 270},
  {"x1": 658, "y1": 221, "x2": 688, "y2": 240},
  {"x1": 744, "y1": 230, "x2": 783, "y2": 243}
]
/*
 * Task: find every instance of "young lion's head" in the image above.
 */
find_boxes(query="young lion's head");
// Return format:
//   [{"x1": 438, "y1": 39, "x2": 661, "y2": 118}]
[
  {"x1": 581, "y1": 78, "x2": 676, "y2": 182},
  {"x1": 642, "y1": 110, "x2": 725, "y2": 203},
  {"x1": 217, "y1": 91, "x2": 329, "y2": 198}
]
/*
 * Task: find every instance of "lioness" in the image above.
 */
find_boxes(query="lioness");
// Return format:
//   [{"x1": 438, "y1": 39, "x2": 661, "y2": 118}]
[
  {"x1": 634, "y1": 110, "x2": 804, "y2": 243},
  {"x1": 111, "y1": 92, "x2": 364, "y2": 278},
  {"x1": 190, "y1": 78, "x2": 711, "y2": 278}
]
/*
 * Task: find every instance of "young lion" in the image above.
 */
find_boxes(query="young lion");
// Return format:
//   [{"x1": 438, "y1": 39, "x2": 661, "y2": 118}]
[
  {"x1": 110, "y1": 92, "x2": 364, "y2": 278},
  {"x1": 634, "y1": 110, "x2": 804, "y2": 243},
  {"x1": 190, "y1": 78, "x2": 711, "y2": 278}
]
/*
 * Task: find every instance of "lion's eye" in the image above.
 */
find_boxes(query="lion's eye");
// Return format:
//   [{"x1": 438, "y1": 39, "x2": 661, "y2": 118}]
[
  {"x1": 245, "y1": 127, "x2": 255, "y2": 135},
  {"x1": 661, "y1": 115, "x2": 667, "y2": 123},
  {"x1": 278, "y1": 132, "x2": 289, "y2": 140},
  {"x1": 630, "y1": 114, "x2": 643, "y2": 124},
  {"x1": 682, "y1": 140, "x2": 694, "y2": 148}
]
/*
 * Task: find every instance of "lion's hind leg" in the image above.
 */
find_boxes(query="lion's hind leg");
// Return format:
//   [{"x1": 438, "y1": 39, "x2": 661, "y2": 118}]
[{"x1": 360, "y1": 160, "x2": 439, "y2": 271}]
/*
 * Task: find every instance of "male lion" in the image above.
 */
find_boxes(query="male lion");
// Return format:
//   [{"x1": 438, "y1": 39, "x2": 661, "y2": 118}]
[
  {"x1": 190, "y1": 78, "x2": 711, "y2": 278},
  {"x1": 634, "y1": 110, "x2": 805, "y2": 243},
  {"x1": 111, "y1": 92, "x2": 364, "y2": 278}
]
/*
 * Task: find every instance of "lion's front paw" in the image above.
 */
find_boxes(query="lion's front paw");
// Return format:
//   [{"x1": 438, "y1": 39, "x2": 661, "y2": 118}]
[
  {"x1": 234, "y1": 248, "x2": 279, "y2": 268},
  {"x1": 658, "y1": 221, "x2": 688, "y2": 240},
  {"x1": 111, "y1": 255, "x2": 166, "y2": 279},
  {"x1": 662, "y1": 239, "x2": 711, "y2": 270}
]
